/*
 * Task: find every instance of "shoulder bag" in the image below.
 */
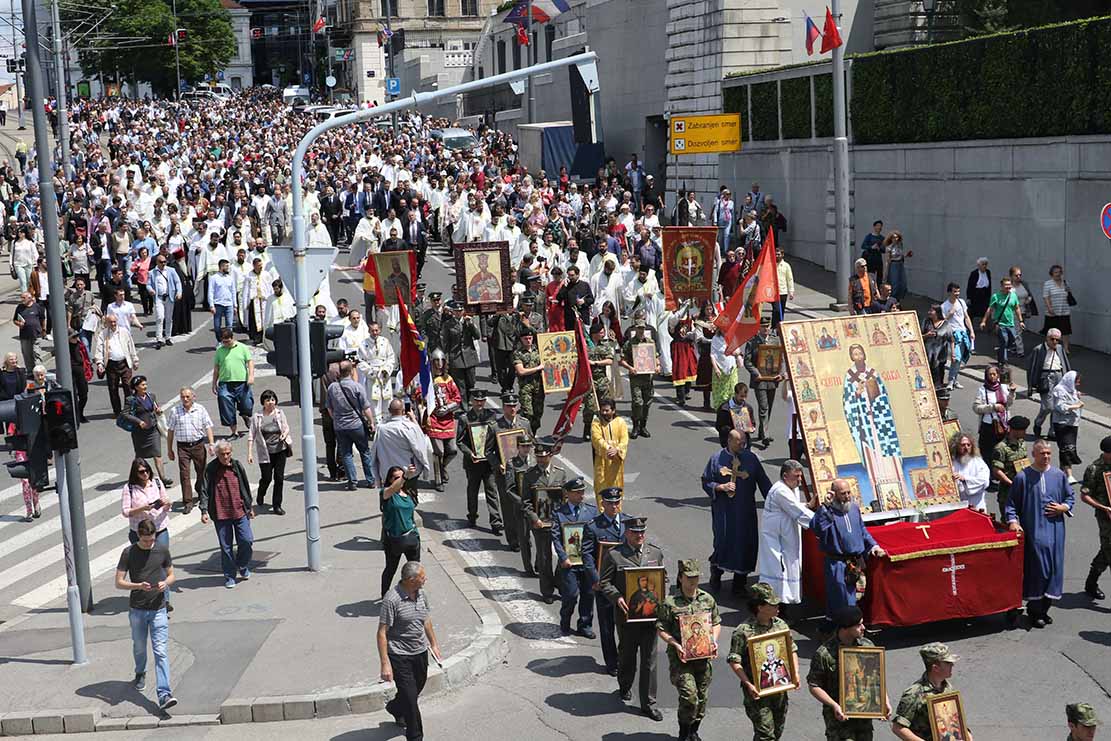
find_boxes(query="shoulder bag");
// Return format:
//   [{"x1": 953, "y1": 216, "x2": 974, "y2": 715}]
[{"x1": 1066, "y1": 281, "x2": 1077, "y2": 307}]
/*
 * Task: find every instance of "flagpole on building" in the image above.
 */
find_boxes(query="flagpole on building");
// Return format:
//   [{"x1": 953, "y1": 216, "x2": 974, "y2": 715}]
[
  {"x1": 526, "y1": 0, "x2": 534, "y2": 123},
  {"x1": 831, "y1": 0, "x2": 851, "y2": 309}
]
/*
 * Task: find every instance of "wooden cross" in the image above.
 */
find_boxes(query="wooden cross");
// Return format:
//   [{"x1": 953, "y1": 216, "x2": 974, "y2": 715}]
[
  {"x1": 915, "y1": 524, "x2": 932, "y2": 540},
  {"x1": 941, "y1": 554, "x2": 966, "y2": 596}
]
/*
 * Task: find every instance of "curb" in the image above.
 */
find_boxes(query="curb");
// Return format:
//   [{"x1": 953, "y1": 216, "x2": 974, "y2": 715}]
[{"x1": 0, "y1": 526, "x2": 509, "y2": 736}]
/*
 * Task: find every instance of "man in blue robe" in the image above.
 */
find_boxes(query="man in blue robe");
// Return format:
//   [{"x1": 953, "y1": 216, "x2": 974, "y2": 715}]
[
  {"x1": 811, "y1": 478, "x2": 887, "y2": 622},
  {"x1": 1005, "y1": 439, "x2": 1074, "y2": 629},
  {"x1": 701, "y1": 430, "x2": 772, "y2": 594}
]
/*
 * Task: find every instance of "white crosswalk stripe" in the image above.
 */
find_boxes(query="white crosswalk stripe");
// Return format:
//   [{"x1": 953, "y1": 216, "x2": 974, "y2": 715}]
[{"x1": 0, "y1": 472, "x2": 119, "y2": 560}]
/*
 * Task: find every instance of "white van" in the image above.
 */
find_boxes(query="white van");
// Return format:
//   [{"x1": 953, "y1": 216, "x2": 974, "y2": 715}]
[{"x1": 282, "y1": 85, "x2": 311, "y2": 108}]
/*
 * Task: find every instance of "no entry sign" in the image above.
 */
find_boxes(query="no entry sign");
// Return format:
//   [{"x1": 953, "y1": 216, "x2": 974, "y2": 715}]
[{"x1": 1102, "y1": 203, "x2": 1111, "y2": 240}]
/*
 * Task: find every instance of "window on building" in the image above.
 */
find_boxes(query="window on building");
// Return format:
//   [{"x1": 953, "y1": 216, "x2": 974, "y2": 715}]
[
  {"x1": 545, "y1": 25, "x2": 555, "y2": 62},
  {"x1": 497, "y1": 39, "x2": 506, "y2": 75},
  {"x1": 428, "y1": 0, "x2": 445, "y2": 16},
  {"x1": 461, "y1": 0, "x2": 478, "y2": 16},
  {"x1": 512, "y1": 36, "x2": 521, "y2": 69},
  {"x1": 381, "y1": 0, "x2": 398, "y2": 16}
]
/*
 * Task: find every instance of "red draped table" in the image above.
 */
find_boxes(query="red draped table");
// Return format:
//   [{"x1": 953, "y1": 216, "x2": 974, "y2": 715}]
[{"x1": 801, "y1": 509, "x2": 1024, "y2": 628}]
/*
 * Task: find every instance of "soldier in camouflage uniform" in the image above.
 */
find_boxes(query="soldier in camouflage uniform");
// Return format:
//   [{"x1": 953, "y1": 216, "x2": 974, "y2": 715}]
[
  {"x1": 621, "y1": 308, "x2": 660, "y2": 440},
  {"x1": 1066, "y1": 702, "x2": 1100, "y2": 741},
  {"x1": 727, "y1": 583, "x2": 798, "y2": 741},
  {"x1": 891, "y1": 643, "x2": 968, "y2": 741},
  {"x1": 806, "y1": 606, "x2": 888, "y2": 741},
  {"x1": 583, "y1": 320, "x2": 617, "y2": 440},
  {"x1": 514, "y1": 330, "x2": 545, "y2": 437},
  {"x1": 656, "y1": 559, "x2": 721, "y2": 741},
  {"x1": 519, "y1": 437, "x2": 566, "y2": 603},
  {"x1": 990, "y1": 415, "x2": 1030, "y2": 523},
  {"x1": 1079, "y1": 436, "x2": 1111, "y2": 600}
]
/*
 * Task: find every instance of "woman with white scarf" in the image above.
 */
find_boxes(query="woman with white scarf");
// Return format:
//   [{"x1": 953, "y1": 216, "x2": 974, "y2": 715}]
[{"x1": 1051, "y1": 370, "x2": 1084, "y2": 483}]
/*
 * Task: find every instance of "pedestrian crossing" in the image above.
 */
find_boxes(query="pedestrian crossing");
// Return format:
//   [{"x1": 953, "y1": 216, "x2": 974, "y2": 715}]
[{"x1": 0, "y1": 470, "x2": 207, "y2": 616}]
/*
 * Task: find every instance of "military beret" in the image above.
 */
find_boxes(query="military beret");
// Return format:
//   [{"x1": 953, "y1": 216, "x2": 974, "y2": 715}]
[
  {"x1": 919, "y1": 642, "x2": 959, "y2": 666},
  {"x1": 749, "y1": 582, "x2": 780, "y2": 606},
  {"x1": 1067, "y1": 703, "x2": 1101, "y2": 727},
  {"x1": 625, "y1": 515, "x2": 647, "y2": 532},
  {"x1": 678, "y1": 559, "x2": 701, "y2": 578},
  {"x1": 598, "y1": 487, "x2": 623, "y2": 503},
  {"x1": 562, "y1": 477, "x2": 586, "y2": 492},
  {"x1": 1008, "y1": 415, "x2": 1030, "y2": 430},
  {"x1": 1101, "y1": 436, "x2": 1111, "y2": 454},
  {"x1": 501, "y1": 392, "x2": 519, "y2": 405},
  {"x1": 832, "y1": 606, "x2": 863, "y2": 629}
]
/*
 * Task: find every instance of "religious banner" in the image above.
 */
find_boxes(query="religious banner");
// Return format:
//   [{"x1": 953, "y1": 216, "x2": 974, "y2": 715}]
[
  {"x1": 453, "y1": 241, "x2": 512, "y2": 312},
  {"x1": 538, "y1": 330, "x2": 578, "y2": 393},
  {"x1": 366, "y1": 250, "x2": 418, "y2": 307},
  {"x1": 662, "y1": 227, "x2": 717, "y2": 310},
  {"x1": 782, "y1": 312, "x2": 959, "y2": 515}
]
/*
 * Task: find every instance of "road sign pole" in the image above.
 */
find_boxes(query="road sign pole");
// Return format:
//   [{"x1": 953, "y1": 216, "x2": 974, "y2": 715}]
[
  {"x1": 831, "y1": 0, "x2": 851, "y2": 310},
  {"x1": 54, "y1": 458, "x2": 87, "y2": 664}
]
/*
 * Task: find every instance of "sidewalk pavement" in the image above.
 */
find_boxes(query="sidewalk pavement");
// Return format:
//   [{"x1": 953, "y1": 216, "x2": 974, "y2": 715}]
[
  {"x1": 0, "y1": 487, "x2": 507, "y2": 736},
  {"x1": 786, "y1": 257, "x2": 1111, "y2": 431}
]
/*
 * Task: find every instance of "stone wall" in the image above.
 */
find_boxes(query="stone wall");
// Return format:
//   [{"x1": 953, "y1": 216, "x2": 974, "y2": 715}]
[{"x1": 719, "y1": 135, "x2": 1111, "y2": 353}]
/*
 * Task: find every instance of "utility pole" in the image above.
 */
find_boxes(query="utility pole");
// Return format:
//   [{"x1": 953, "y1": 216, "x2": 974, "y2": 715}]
[
  {"x1": 49, "y1": 0, "x2": 70, "y2": 179},
  {"x1": 385, "y1": 0, "x2": 396, "y2": 133},
  {"x1": 525, "y1": 0, "x2": 534, "y2": 123},
  {"x1": 11, "y1": 2, "x2": 23, "y2": 129},
  {"x1": 831, "y1": 0, "x2": 851, "y2": 308},
  {"x1": 172, "y1": 0, "x2": 182, "y2": 99},
  {"x1": 22, "y1": 0, "x2": 92, "y2": 612}
]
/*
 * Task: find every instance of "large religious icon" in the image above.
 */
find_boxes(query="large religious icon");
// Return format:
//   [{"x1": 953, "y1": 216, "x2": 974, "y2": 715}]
[
  {"x1": 926, "y1": 692, "x2": 970, "y2": 741},
  {"x1": 839, "y1": 646, "x2": 887, "y2": 719},
  {"x1": 531, "y1": 486, "x2": 564, "y2": 523},
  {"x1": 468, "y1": 423, "x2": 489, "y2": 462},
  {"x1": 746, "y1": 629, "x2": 797, "y2": 698},
  {"x1": 453, "y1": 241, "x2": 512, "y2": 311},
  {"x1": 631, "y1": 343, "x2": 657, "y2": 375},
  {"x1": 755, "y1": 344, "x2": 784, "y2": 381},
  {"x1": 562, "y1": 521, "x2": 588, "y2": 567},
  {"x1": 731, "y1": 406, "x2": 756, "y2": 434},
  {"x1": 497, "y1": 429, "x2": 526, "y2": 467},
  {"x1": 662, "y1": 227, "x2": 717, "y2": 310},
  {"x1": 623, "y1": 566, "x2": 665, "y2": 623},
  {"x1": 678, "y1": 611, "x2": 715, "y2": 660},
  {"x1": 370, "y1": 250, "x2": 416, "y2": 306},
  {"x1": 782, "y1": 313, "x2": 958, "y2": 515},
  {"x1": 538, "y1": 331, "x2": 578, "y2": 393}
]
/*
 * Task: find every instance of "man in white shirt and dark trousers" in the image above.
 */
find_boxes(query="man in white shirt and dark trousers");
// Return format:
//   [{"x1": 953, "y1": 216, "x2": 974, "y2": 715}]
[
  {"x1": 207, "y1": 259, "x2": 237, "y2": 344},
  {"x1": 93, "y1": 313, "x2": 139, "y2": 417},
  {"x1": 378, "y1": 562, "x2": 443, "y2": 740},
  {"x1": 115, "y1": 519, "x2": 177, "y2": 712}
]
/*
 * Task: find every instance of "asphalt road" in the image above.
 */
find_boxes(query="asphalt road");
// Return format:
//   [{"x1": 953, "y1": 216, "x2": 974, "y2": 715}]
[{"x1": 3, "y1": 239, "x2": 1110, "y2": 739}]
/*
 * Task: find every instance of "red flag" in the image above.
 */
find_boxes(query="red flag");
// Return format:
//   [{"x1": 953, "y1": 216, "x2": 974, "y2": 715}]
[
  {"x1": 313, "y1": 16, "x2": 327, "y2": 33},
  {"x1": 550, "y1": 316, "x2": 596, "y2": 449},
  {"x1": 516, "y1": 25, "x2": 529, "y2": 45},
  {"x1": 714, "y1": 229, "x2": 780, "y2": 355},
  {"x1": 820, "y1": 7, "x2": 843, "y2": 53},
  {"x1": 396, "y1": 286, "x2": 423, "y2": 388}
]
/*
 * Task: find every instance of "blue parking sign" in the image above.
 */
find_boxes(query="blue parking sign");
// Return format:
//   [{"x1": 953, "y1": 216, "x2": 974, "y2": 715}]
[{"x1": 386, "y1": 77, "x2": 400, "y2": 96}]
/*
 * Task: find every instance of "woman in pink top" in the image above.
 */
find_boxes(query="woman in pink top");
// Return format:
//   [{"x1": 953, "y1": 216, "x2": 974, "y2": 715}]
[
  {"x1": 120, "y1": 458, "x2": 173, "y2": 608},
  {"x1": 131, "y1": 246, "x2": 153, "y2": 316}
]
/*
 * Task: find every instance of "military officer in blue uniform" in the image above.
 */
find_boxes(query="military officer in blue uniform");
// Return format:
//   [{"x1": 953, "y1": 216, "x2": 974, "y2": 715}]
[
  {"x1": 585, "y1": 486, "x2": 626, "y2": 675},
  {"x1": 552, "y1": 477, "x2": 599, "y2": 637}
]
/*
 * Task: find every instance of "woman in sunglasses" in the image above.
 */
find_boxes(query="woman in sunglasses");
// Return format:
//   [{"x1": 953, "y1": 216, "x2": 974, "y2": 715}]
[{"x1": 120, "y1": 457, "x2": 173, "y2": 610}]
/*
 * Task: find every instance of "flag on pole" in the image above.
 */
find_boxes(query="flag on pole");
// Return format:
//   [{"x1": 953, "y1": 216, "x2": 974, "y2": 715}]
[
  {"x1": 804, "y1": 13, "x2": 822, "y2": 55},
  {"x1": 396, "y1": 286, "x2": 430, "y2": 402},
  {"x1": 820, "y1": 7, "x2": 843, "y2": 53},
  {"x1": 714, "y1": 229, "x2": 780, "y2": 355},
  {"x1": 550, "y1": 316, "x2": 596, "y2": 449},
  {"x1": 312, "y1": 16, "x2": 327, "y2": 34},
  {"x1": 515, "y1": 25, "x2": 529, "y2": 45},
  {"x1": 504, "y1": 0, "x2": 570, "y2": 25}
]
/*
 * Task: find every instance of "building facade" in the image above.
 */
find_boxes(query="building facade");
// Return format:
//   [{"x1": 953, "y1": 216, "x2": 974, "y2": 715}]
[{"x1": 221, "y1": 0, "x2": 256, "y2": 90}]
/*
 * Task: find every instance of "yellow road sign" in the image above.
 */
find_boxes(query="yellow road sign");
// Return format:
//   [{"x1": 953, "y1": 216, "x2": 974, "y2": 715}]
[{"x1": 668, "y1": 113, "x2": 742, "y2": 156}]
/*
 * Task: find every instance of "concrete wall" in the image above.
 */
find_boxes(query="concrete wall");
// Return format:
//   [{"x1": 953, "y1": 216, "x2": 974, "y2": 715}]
[{"x1": 720, "y1": 135, "x2": 1111, "y2": 353}]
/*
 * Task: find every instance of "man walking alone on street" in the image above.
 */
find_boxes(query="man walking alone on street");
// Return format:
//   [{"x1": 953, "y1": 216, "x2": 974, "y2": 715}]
[
  {"x1": 378, "y1": 562, "x2": 444, "y2": 741},
  {"x1": 199, "y1": 441, "x2": 255, "y2": 590}
]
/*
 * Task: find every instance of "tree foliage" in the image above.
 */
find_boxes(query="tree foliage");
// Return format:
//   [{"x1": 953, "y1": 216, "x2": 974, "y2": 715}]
[{"x1": 68, "y1": 0, "x2": 235, "y2": 96}]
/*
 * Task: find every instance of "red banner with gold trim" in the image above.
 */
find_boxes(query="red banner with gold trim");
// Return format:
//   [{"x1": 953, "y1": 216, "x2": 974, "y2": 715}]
[{"x1": 662, "y1": 227, "x2": 717, "y2": 310}]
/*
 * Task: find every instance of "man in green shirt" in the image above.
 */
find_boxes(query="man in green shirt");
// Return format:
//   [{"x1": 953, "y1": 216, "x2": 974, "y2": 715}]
[
  {"x1": 1080, "y1": 435, "x2": 1111, "y2": 601},
  {"x1": 978, "y1": 276, "x2": 1025, "y2": 366},
  {"x1": 211, "y1": 328, "x2": 255, "y2": 437}
]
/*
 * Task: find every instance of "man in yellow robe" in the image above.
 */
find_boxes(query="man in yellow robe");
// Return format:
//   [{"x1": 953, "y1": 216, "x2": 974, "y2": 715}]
[{"x1": 591, "y1": 398, "x2": 629, "y2": 510}]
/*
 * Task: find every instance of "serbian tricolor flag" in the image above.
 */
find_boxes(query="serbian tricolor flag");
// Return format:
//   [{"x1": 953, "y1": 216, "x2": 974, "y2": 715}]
[
  {"x1": 714, "y1": 229, "x2": 780, "y2": 355},
  {"x1": 820, "y1": 6, "x2": 843, "y2": 53},
  {"x1": 504, "y1": 0, "x2": 570, "y2": 25},
  {"x1": 804, "y1": 13, "x2": 822, "y2": 56},
  {"x1": 312, "y1": 16, "x2": 327, "y2": 34},
  {"x1": 550, "y1": 316, "x2": 597, "y2": 450}
]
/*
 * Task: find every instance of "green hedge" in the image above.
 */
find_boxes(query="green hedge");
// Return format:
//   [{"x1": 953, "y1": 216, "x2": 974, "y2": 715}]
[{"x1": 723, "y1": 15, "x2": 1111, "y2": 144}]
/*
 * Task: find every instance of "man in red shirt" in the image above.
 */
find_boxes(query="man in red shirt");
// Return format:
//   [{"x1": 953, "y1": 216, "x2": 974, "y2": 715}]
[{"x1": 199, "y1": 440, "x2": 255, "y2": 589}]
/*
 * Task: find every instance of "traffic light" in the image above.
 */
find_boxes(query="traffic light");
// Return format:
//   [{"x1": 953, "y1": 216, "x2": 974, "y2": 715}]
[
  {"x1": 0, "y1": 392, "x2": 50, "y2": 490},
  {"x1": 265, "y1": 321, "x2": 298, "y2": 377},
  {"x1": 43, "y1": 388, "x2": 78, "y2": 453},
  {"x1": 310, "y1": 319, "x2": 345, "y2": 377},
  {"x1": 177, "y1": 29, "x2": 187, "y2": 42}
]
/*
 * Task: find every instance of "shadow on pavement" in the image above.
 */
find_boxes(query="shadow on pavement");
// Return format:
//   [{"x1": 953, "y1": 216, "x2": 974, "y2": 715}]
[
  {"x1": 331, "y1": 724, "x2": 398, "y2": 740},
  {"x1": 526, "y1": 654, "x2": 604, "y2": 678},
  {"x1": 76, "y1": 679, "x2": 163, "y2": 716},
  {"x1": 504, "y1": 620, "x2": 569, "y2": 641},
  {"x1": 464, "y1": 565, "x2": 522, "y2": 578},
  {"x1": 546, "y1": 689, "x2": 630, "y2": 717},
  {"x1": 336, "y1": 599, "x2": 381, "y2": 619},
  {"x1": 602, "y1": 733, "x2": 675, "y2": 741},
  {"x1": 335, "y1": 535, "x2": 380, "y2": 551},
  {"x1": 88, "y1": 595, "x2": 131, "y2": 616},
  {"x1": 1078, "y1": 630, "x2": 1111, "y2": 646}
]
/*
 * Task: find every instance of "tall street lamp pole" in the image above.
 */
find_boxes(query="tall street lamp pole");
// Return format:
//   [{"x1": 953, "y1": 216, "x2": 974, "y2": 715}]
[{"x1": 831, "y1": 0, "x2": 851, "y2": 308}]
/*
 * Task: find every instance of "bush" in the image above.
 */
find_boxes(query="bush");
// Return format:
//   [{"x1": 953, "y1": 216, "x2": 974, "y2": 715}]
[
  {"x1": 750, "y1": 81, "x2": 778, "y2": 141},
  {"x1": 780, "y1": 76, "x2": 811, "y2": 139}
]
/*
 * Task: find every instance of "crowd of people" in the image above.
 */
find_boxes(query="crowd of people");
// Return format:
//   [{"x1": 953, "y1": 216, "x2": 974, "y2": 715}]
[{"x1": 0, "y1": 86, "x2": 1105, "y2": 740}]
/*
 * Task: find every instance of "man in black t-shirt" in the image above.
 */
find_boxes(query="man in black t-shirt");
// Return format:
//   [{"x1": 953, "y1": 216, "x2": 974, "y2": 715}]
[
  {"x1": 115, "y1": 519, "x2": 178, "y2": 711},
  {"x1": 12, "y1": 291, "x2": 46, "y2": 371}
]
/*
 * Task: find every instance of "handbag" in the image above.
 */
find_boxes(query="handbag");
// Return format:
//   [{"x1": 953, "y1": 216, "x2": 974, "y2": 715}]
[
  {"x1": 1066, "y1": 282, "x2": 1077, "y2": 307},
  {"x1": 116, "y1": 397, "x2": 136, "y2": 433}
]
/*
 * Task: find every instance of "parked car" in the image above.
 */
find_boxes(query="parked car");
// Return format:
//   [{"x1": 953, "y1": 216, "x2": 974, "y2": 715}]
[{"x1": 429, "y1": 127, "x2": 478, "y2": 151}]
